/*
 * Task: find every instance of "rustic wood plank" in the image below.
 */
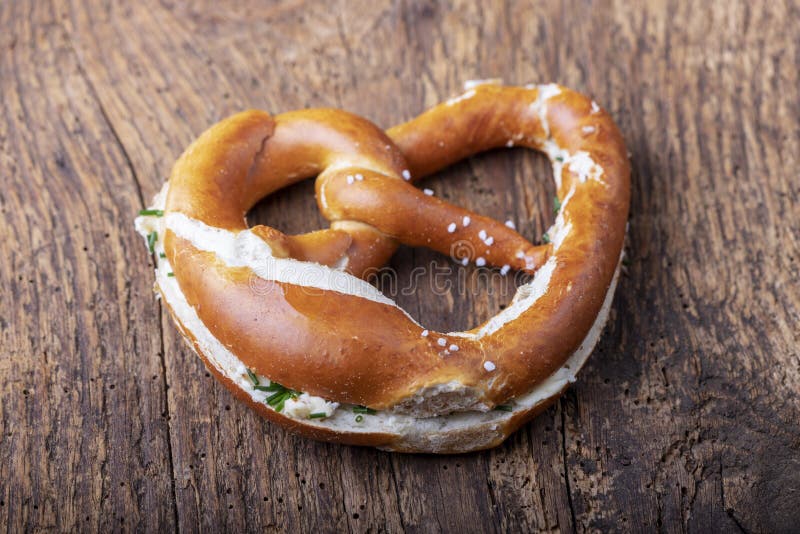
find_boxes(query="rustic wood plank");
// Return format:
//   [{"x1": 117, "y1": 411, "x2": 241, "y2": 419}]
[
  {"x1": 1, "y1": 0, "x2": 798, "y2": 532},
  {"x1": 0, "y1": 0, "x2": 176, "y2": 531},
  {"x1": 552, "y1": 1, "x2": 800, "y2": 532}
]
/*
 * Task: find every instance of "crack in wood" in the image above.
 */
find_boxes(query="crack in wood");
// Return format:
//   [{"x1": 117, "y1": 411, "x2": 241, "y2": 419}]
[
  {"x1": 720, "y1": 461, "x2": 748, "y2": 534},
  {"x1": 559, "y1": 398, "x2": 579, "y2": 534}
]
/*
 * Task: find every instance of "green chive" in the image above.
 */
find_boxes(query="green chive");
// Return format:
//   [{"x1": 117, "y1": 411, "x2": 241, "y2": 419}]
[
  {"x1": 264, "y1": 381, "x2": 288, "y2": 392},
  {"x1": 147, "y1": 231, "x2": 158, "y2": 254},
  {"x1": 542, "y1": 233, "x2": 551, "y2": 244},
  {"x1": 260, "y1": 380, "x2": 300, "y2": 412},
  {"x1": 495, "y1": 404, "x2": 513, "y2": 412},
  {"x1": 159, "y1": 252, "x2": 167, "y2": 258},
  {"x1": 555, "y1": 155, "x2": 564, "y2": 162},
  {"x1": 353, "y1": 405, "x2": 376, "y2": 415},
  {"x1": 246, "y1": 368, "x2": 260, "y2": 386},
  {"x1": 266, "y1": 390, "x2": 288, "y2": 405},
  {"x1": 355, "y1": 414, "x2": 364, "y2": 423},
  {"x1": 308, "y1": 412, "x2": 327, "y2": 419},
  {"x1": 553, "y1": 196, "x2": 561, "y2": 215},
  {"x1": 138, "y1": 209, "x2": 164, "y2": 217},
  {"x1": 167, "y1": 272, "x2": 175, "y2": 277}
]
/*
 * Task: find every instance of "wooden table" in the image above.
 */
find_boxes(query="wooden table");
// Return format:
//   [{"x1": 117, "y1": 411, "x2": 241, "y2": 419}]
[{"x1": 2, "y1": 1, "x2": 798, "y2": 531}]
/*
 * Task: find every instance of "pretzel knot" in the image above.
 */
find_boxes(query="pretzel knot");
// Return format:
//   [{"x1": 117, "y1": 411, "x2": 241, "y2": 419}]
[{"x1": 136, "y1": 81, "x2": 630, "y2": 453}]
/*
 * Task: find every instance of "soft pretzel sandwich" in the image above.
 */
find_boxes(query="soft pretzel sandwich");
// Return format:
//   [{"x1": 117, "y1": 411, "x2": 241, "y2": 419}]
[{"x1": 135, "y1": 81, "x2": 630, "y2": 453}]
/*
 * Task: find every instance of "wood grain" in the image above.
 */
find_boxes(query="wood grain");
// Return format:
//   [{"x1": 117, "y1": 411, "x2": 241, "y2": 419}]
[{"x1": 1, "y1": 0, "x2": 798, "y2": 532}]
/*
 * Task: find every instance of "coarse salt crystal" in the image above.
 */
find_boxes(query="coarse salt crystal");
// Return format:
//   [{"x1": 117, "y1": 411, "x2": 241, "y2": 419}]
[{"x1": 525, "y1": 256, "x2": 536, "y2": 270}]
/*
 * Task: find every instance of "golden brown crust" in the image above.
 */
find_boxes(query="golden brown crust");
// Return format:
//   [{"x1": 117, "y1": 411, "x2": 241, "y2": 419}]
[
  {"x1": 148, "y1": 83, "x2": 630, "y2": 450},
  {"x1": 159, "y1": 288, "x2": 401, "y2": 448},
  {"x1": 160, "y1": 280, "x2": 569, "y2": 453}
]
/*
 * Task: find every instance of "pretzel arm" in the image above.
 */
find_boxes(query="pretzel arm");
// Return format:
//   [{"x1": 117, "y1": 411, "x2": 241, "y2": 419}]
[
  {"x1": 317, "y1": 169, "x2": 549, "y2": 273},
  {"x1": 250, "y1": 226, "x2": 353, "y2": 267}
]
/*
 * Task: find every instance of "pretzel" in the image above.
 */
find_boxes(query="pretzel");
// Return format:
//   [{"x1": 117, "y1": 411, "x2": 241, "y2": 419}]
[{"x1": 135, "y1": 81, "x2": 630, "y2": 453}]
